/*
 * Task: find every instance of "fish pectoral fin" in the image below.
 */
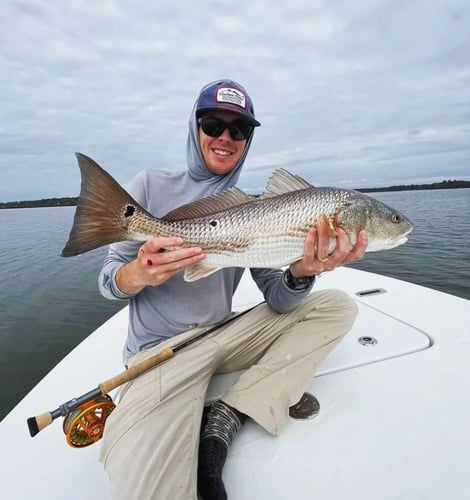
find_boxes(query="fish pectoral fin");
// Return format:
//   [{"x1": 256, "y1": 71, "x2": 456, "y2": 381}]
[{"x1": 184, "y1": 263, "x2": 221, "y2": 282}]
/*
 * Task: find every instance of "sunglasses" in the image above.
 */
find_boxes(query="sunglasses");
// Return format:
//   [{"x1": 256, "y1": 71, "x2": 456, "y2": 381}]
[{"x1": 198, "y1": 116, "x2": 252, "y2": 141}]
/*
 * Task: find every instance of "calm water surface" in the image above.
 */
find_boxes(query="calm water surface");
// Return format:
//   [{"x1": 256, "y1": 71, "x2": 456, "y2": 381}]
[
  {"x1": 348, "y1": 189, "x2": 470, "y2": 299},
  {"x1": 0, "y1": 207, "x2": 124, "y2": 420},
  {"x1": 0, "y1": 189, "x2": 469, "y2": 419}
]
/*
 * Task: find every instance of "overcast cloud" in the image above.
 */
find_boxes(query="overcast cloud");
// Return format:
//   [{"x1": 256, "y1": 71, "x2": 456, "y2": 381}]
[{"x1": 1, "y1": 0, "x2": 469, "y2": 201}]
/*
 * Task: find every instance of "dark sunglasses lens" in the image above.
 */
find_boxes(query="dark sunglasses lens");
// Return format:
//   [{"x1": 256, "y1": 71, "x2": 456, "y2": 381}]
[
  {"x1": 200, "y1": 117, "x2": 224, "y2": 138},
  {"x1": 229, "y1": 120, "x2": 252, "y2": 140},
  {"x1": 200, "y1": 117, "x2": 251, "y2": 141}
]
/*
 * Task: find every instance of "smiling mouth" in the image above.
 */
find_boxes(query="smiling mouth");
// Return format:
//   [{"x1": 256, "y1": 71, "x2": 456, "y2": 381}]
[{"x1": 212, "y1": 148, "x2": 232, "y2": 157}]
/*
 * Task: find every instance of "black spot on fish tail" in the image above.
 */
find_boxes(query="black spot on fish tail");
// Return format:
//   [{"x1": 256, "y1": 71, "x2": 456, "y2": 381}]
[
  {"x1": 61, "y1": 153, "x2": 150, "y2": 257},
  {"x1": 124, "y1": 205, "x2": 136, "y2": 218}
]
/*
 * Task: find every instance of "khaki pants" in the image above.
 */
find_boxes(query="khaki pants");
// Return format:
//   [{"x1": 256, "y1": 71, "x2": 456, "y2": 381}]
[{"x1": 100, "y1": 289, "x2": 357, "y2": 500}]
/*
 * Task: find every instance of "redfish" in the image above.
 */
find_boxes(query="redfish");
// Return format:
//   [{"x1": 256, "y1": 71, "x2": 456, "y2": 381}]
[{"x1": 62, "y1": 153, "x2": 413, "y2": 281}]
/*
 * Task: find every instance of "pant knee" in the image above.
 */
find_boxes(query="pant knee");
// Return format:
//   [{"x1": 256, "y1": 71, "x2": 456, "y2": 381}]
[{"x1": 303, "y1": 289, "x2": 358, "y2": 331}]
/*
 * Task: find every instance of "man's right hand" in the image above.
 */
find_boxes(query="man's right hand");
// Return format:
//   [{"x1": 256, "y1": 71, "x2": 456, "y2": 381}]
[{"x1": 116, "y1": 237, "x2": 206, "y2": 294}]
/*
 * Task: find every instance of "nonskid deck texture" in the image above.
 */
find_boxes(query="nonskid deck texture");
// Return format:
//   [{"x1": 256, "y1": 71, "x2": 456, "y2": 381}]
[{"x1": 1, "y1": 267, "x2": 469, "y2": 499}]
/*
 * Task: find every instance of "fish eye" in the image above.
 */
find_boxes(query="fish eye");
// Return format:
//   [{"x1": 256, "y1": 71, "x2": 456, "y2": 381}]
[{"x1": 391, "y1": 213, "x2": 401, "y2": 223}]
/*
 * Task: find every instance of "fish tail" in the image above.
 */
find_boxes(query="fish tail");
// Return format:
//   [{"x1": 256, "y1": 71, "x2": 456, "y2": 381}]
[{"x1": 61, "y1": 153, "x2": 149, "y2": 257}]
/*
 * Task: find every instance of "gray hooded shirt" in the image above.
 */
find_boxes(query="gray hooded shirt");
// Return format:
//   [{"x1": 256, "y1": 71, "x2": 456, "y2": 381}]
[{"x1": 98, "y1": 84, "x2": 312, "y2": 363}]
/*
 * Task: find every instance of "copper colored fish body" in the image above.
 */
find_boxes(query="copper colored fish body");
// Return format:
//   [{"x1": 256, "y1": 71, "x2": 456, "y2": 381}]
[{"x1": 62, "y1": 153, "x2": 413, "y2": 281}]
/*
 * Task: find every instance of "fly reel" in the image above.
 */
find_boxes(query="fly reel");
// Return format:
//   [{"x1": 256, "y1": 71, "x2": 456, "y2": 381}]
[{"x1": 62, "y1": 395, "x2": 116, "y2": 448}]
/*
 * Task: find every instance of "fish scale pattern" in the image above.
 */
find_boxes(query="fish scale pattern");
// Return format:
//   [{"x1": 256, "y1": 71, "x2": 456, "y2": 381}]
[{"x1": 129, "y1": 188, "x2": 377, "y2": 269}]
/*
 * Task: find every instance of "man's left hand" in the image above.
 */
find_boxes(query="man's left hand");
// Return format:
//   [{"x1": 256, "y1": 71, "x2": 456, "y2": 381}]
[{"x1": 289, "y1": 218, "x2": 368, "y2": 278}]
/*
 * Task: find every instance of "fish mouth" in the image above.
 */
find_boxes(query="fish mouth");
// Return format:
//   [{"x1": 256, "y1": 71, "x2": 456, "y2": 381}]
[
  {"x1": 391, "y1": 225, "x2": 413, "y2": 248},
  {"x1": 383, "y1": 237, "x2": 408, "y2": 250},
  {"x1": 387, "y1": 230, "x2": 412, "y2": 249},
  {"x1": 395, "y1": 236, "x2": 408, "y2": 246},
  {"x1": 390, "y1": 224, "x2": 415, "y2": 247},
  {"x1": 367, "y1": 234, "x2": 410, "y2": 252}
]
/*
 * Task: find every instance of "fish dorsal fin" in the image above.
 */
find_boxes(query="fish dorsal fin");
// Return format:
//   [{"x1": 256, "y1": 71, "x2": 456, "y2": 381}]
[
  {"x1": 162, "y1": 187, "x2": 253, "y2": 221},
  {"x1": 260, "y1": 168, "x2": 313, "y2": 198}
]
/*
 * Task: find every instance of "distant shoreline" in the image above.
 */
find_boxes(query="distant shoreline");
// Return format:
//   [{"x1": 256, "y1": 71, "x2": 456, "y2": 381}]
[
  {"x1": 1, "y1": 180, "x2": 469, "y2": 209},
  {"x1": 0, "y1": 197, "x2": 78, "y2": 209}
]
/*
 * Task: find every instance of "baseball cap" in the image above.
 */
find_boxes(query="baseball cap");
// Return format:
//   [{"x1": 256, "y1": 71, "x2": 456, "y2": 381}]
[{"x1": 196, "y1": 79, "x2": 261, "y2": 127}]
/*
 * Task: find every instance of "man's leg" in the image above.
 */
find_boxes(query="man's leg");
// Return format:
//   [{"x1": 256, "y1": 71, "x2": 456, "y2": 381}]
[
  {"x1": 100, "y1": 333, "x2": 221, "y2": 500},
  {"x1": 198, "y1": 289, "x2": 357, "y2": 499},
  {"x1": 222, "y1": 289, "x2": 357, "y2": 435}
]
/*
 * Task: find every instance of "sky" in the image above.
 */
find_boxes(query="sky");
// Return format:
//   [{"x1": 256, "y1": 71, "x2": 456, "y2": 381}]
[{"x1": 1, "y1": 0, "x2": 470, "y2": 202}]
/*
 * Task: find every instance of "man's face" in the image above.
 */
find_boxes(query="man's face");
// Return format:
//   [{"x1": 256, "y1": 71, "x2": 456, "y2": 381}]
[{"x1": 198, "y1": 110, "x2": 249, "y2": 176}]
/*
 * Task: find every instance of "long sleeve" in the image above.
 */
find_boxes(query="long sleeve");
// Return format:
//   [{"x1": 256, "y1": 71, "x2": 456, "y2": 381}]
[
  {"x1": 98, "y1": 240, "x2": 141, "y2": 301},
  {"x1": 250, "y1": 267, "x2": 314, "y2": 314}
]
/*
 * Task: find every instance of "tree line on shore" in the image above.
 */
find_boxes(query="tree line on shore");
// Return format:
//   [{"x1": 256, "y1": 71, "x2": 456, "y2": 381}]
[
  {"x1": 1, "y1": 179, "x2": 469, "y2": 209},
  {"x1": 358, "y1": 179, "x2": 470, "y2": 193},
  {"x1": 0, "y1": 197, "x2": 78, "y2": 209}
]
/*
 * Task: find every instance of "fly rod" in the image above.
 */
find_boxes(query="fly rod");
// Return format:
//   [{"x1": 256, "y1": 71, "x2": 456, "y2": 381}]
[{"x1": 27, "y1": 303, "x2": 262, "y2": 447}]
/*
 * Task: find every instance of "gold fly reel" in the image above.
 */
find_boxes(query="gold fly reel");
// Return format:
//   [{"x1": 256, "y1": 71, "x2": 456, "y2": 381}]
[{"x1": 62, "y1": 395, "x2": 116, "y2": 448}]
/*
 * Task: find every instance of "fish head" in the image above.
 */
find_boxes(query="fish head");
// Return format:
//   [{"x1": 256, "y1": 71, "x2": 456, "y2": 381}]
[{"x1": 337, "y1": 193, "x2": 413, "y2": 252}]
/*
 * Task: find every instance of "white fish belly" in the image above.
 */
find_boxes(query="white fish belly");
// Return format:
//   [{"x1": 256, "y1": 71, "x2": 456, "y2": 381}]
[{"x1": 203, "y1": 235, "x2": 306, "y2": 269}]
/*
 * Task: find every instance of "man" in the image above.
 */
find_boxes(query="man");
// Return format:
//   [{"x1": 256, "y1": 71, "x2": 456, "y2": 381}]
[{"x1": 98, "y1": 79, "x2": 367, "y2": 500}]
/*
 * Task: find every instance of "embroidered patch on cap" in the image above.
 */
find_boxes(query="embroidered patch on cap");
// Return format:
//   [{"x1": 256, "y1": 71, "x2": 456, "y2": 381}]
[{"x1": 216, "y1": 87, "x2": 247, "y2": 109}]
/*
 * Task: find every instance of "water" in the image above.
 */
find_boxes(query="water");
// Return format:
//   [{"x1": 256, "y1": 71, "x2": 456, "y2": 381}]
[
  {"x1": 348, "y1": 189, "x2": 470, "y2": 300},
  {"x1": 0, "y1": 207, "x2": 124, "y2": 420},
  {"x1": 0, "y1": 189, "x2": 469, "y2": 420}
]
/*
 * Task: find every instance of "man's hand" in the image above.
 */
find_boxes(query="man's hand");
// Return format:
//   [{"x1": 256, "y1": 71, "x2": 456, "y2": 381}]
[
  {"x1": 116, "y1": 237, "x2": 205, "y2": 294},
  {"x1": 289, "y1": 218, "x2": 368, "y2": 278}
]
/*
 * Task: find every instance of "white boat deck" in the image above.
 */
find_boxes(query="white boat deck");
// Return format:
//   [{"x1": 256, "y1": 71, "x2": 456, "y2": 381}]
[{"x1": 1, "y1": 267, "x2": 469, "y2": 499}]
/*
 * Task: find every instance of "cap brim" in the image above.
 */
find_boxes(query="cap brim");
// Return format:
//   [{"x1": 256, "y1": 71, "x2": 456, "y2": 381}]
[{"x1": 197, "y1": 106, "x2": 261, "y2": 127}]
